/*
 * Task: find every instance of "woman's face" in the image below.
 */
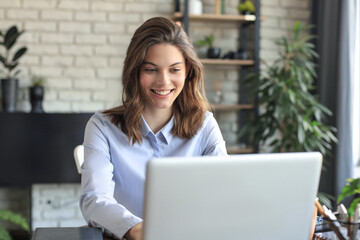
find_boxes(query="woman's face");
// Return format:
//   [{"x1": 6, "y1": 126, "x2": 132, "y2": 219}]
[{"x1": 140, "y1": 43, "x2": 187, "y2": 114}]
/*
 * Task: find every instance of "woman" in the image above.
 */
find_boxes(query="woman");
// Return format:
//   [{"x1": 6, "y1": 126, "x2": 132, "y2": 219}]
[{"x1": 80, "y1": 17, "x2": 227, "y2": 240}]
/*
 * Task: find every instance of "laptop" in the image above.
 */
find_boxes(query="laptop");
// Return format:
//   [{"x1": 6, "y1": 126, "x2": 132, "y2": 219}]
[{"x1": 142, "y1": 152, "x2": 323, "y2": 240}]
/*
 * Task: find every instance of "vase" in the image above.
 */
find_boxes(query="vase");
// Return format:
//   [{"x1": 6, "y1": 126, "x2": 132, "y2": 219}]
[
  {"x1": 29, "y1": 86, "x2": 44, "y2": 113},
  {"x1": 189, "y1": 0, "x2": 203, "y2": 15},
  {"x1": 1, "y1": 78, "x2": 19, "y2": 112},
  {"x1": 207, "y1": 47, "x2": 221, "y2": 59}
]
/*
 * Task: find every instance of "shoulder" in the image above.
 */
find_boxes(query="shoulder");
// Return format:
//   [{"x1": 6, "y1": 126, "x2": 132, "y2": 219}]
[
  {"x1": 203, "y1": 111, "x2": 217, "y2": 125},
  {"x1": 198, "y1": 111, "x2": 219, "y2": 131},
  {"x1": 88, "y1": 111, "x2": 110, "y2": 125},
  {"x1": 86, "y1": 111, "x2": 117, "y2": 132}
]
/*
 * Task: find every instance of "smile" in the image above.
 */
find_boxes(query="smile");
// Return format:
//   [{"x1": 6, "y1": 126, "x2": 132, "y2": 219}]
[{"x1": 151, "y1": 89, "x2": 174, "y2": 95}]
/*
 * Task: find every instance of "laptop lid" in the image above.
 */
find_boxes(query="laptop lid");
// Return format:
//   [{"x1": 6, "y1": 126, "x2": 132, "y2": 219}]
[{"x1": 142, "y1": 152, "x2": 322, "y2": 240}]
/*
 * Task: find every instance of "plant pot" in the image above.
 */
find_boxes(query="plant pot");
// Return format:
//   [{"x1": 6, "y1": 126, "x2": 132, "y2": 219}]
[
  {"x1": 189, "y1": 0, "x2": 203, "y2": 15},
  {"x1": 1, "y1": 78, "x2": 19, "y2": 112},
  {"x1": 207, "y1": 47, "x2": 221, "y2": 59},
  {"x1": 241, "y1": 10, "x2": 252, "y2": 15},
  {"x1": 29, "y1": 85, "x2": 44, "y2": 113}
]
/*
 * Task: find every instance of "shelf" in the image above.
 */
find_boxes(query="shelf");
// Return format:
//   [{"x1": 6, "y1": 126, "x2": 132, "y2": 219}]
[
  {"x1": 200, "y1": 58, "x2": 255, "y2": 66},
  {"x1": 173, "y1": 12, "x2": 256, "y2": 22},
  {"x1": 213, "y1": 104, "x2": 254, "y2": 110},
  {"x1": 227, "y1": 147, "x2": 254, "y2": 154}
]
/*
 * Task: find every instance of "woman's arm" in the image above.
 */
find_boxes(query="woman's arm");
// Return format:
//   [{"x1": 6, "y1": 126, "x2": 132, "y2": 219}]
[{"x1": 80, "y1": 114, "x2": 142, "y2": 239}]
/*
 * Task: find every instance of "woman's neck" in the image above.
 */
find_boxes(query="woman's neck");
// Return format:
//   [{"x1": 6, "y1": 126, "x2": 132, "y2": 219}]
[{"x1": 142, "y1": 108, "x2": 172, "y2": 134}]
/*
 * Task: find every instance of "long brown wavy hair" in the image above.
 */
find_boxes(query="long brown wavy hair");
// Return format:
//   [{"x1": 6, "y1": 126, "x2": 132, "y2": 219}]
[{"x1": 103, "y1": 17, "x2": 210, "y2": 144}]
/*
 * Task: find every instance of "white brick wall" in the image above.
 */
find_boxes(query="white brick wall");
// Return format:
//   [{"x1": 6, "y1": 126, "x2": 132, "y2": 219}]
[
  {"x1": 31, "y1": 184, "x2": 87, "y2": 230},
  {"x1": 0, "y1": 0, "x2": 311, "y2": 230}
]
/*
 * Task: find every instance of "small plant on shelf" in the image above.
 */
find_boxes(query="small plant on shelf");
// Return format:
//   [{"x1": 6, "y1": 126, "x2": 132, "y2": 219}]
[
  {"x1": 30, "y1": 74, "x2": 46, "y2": 87},
  {"x1": 195, "y1": 34, "x2": 221, "y2": 59},
  {"x1": 29, "y1": 74, "x2": 46, "y2": 113},
  {"x1": 0, "y1": 209, "x2": 30, "y2": 240},
  {"x1": 238, "y1": 0, "x2": 255, "y2": 15}
]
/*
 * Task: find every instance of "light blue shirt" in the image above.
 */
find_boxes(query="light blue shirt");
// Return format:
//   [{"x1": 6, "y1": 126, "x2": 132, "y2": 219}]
[{"x1": 80, "y1": 111, "x2": 227, "y2": 239}]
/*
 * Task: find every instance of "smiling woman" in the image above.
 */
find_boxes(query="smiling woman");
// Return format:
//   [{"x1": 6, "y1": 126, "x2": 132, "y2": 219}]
[
  {"x1": 79, "y1": 17, "x2": 227, "y2": 240},
  {"x1": 139, "y1": 43, "x2": 186, "y2": 133}
]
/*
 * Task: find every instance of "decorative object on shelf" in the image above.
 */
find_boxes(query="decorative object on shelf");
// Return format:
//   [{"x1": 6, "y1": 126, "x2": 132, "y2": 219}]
[
  {"x1": 235, "y1": 48, "x2": 248, "y2": 59},
  {"x1": 223, "y1": 49, "x2": 248, "y2": 60},
  {"x1": 0, "y1": 209, "x2": 30, "y2": 240},
  {"x1": 237, "y1": 0, "x2": 255, "y2": 15},
  {"x1": 0, "y1": 25, "x2": 28, "y2": 112},
  {"x1": 175, "y1": 0, "x2": 180, "y2": 12},
  {"x1": 189, "y1": 0, "x2": 203, "y2": 15},
  {"x1": 240, "y1": 22, "x2": 337, "y2": 156},
  {"x1": 195, "y1": 34, "x2": 221, "y2": 59},
  {"x1": 29, "y1": 75, "x2": 46, "y2": 113}
]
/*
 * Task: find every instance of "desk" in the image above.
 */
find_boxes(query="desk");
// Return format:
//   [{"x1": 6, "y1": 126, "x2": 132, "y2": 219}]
[{"x1": 31, "y1": 227, "x2": 117, "y2": 240}]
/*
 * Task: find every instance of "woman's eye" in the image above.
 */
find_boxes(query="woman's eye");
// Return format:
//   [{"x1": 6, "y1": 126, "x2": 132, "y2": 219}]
[
  {"x1": 145, "y1": 68, "x2": 157, "y2": 73},
  {"x1": 170, "y1": 68, "x2": 181, "y2": 73}
]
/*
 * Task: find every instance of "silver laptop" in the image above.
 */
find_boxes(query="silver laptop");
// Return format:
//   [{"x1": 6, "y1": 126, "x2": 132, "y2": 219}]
[{"x1": 142, "y1": 152, "x2": 322, "y2": 240}]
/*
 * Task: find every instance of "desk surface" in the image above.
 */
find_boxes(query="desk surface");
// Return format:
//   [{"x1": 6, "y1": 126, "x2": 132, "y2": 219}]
[{"x1": 32, "y1": 227, "x2": 105, "y2": 240}]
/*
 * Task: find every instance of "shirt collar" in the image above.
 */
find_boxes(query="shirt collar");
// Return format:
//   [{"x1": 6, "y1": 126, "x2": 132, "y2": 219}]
[{"x1": 140, "y1": 115, "x2": 174, "y2": 145}]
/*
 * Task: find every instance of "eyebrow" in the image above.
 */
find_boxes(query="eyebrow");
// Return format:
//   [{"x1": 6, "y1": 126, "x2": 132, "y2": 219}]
[{"x1": 142, "y1": 62, "x2": 183, "y2": 67}]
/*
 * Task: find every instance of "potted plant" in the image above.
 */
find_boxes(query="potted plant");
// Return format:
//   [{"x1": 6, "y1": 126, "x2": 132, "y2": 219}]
[
  {"x1": 240, "y1": 22, "x2": 337, "y2": 157},
  {"x1": 29, "y1": 75, "x2": 46, "y2": 113},
  {"x1": 336, "y1": 178, "x2": 360, "y2": 239},
  {"x1": 195, "y1": 34, "x2": 221, "y2": 59},
  {"x1": 237, "y1": 0, "x2": 255, "y2": 15},
  {"x1": 0, "y1": 209, "x2": 30, "y2": 240},
  {"x1": 338, "y1": 178, "x2": 360, "y2": 217},
  {"x1": 0, "y1": 25, "x2": 28, "y2": 112}
]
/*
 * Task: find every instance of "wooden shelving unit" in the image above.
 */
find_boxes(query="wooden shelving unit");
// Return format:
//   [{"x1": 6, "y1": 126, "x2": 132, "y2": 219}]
[
  {"x1": 213, "y1": 104, "x2": 254, "y2": 111},
  {"x1": 200, "y1": 58, "x2": 255, "y2": 66},
  {"x1": 176, "y1": 0, "x2": 260, "y2": 154},
  {"x1": 173, "y1": 12, "x2": 256, "y2": 22}
]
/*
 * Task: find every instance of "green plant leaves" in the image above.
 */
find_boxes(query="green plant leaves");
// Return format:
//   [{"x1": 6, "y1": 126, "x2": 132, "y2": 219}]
[
  {"x1": 195, "y1": 34, "x2": 214, "y2": 48},
  {"x1": 0, "y1": 226, "x2": 12, "y2": 240},
  {"x1": 240, "y1": 21, "x2": 337, "y2": 156},
  {"x1": 0, "y1": 209, "x2": 30, "y2": 240},
  {"x1": 337, "y1": 178, "x2": 360, "y2": 217},
  {"x1": 12, "y1": 47, "x2": 27, "y2": 62},
  {"x1": 0, "y1": 25, "x2": 27, "y2": 78},
  {"x1": 0, "y1": 210, "x2": 30, "y2": 232}
]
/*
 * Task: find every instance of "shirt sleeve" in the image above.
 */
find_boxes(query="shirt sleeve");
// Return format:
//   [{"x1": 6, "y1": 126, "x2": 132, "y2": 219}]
[
  {"x1": 202, "y1": 112, "x2": 228, "y2": 156},
  {"x1": 79, "y1": 114, "x2": 142, "y2": 239}
]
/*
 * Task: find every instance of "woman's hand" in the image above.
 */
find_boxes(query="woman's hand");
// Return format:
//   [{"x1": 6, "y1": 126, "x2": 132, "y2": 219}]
[{"x1": 124, "y1": 222, "x2": 143, "y2": 240}]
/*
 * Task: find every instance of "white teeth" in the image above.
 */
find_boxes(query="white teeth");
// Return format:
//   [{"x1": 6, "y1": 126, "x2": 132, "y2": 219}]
[{"x1": 153, "y1": 90, "x2": 171, "y2": 95}]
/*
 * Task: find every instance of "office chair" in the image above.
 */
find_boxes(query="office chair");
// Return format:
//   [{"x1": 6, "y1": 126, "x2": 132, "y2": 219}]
[{"x1": 73, "y1": 145, "x2": 84, "y2": 174}]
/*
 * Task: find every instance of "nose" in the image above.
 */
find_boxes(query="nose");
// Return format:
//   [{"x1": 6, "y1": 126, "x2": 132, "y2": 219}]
[{"x1": 156, "y1": 70, "x2": 170, "y2": 85}]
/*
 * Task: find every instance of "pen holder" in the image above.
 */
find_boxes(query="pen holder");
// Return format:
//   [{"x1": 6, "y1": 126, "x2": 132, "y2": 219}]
[{"x1": 338, "y1": 220, "x2": 360, "y2": 240}]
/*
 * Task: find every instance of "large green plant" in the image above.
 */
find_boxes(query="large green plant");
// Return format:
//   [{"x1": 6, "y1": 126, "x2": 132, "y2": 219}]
[
  {"x1": 0, "y1": 209, "x2": 30, "y2": 240},
  {"x1": 241, "y1": 22, "x2": 337, "y2": 156},
  {"x1": 0, "y1": 25, "x2": 28, "y2": 79}
]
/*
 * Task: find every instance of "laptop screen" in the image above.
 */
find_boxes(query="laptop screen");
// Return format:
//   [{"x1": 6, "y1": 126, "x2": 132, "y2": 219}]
[{"x1": 142, "y1": 152, "x2": 322, "y2": 240}]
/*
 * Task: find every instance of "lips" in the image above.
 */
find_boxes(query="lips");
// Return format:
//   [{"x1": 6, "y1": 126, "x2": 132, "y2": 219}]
[{"x1": 151, "y1": 89, "x2": 174, "y2": 95}]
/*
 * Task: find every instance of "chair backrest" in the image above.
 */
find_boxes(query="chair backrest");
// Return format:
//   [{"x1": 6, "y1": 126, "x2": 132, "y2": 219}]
[{"x1": 73, "y1": 145, "x2": 84, "y2": 174}]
